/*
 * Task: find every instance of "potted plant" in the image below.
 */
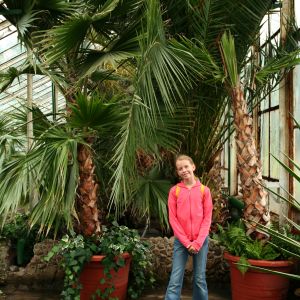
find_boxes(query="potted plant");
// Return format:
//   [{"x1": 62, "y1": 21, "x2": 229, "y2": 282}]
[
  {"x1": 45, "y1": 223, "x2": 154, "y2": 300},
  {"x1": 213, "y1": 220, "x2": 295, "y2": 300}
]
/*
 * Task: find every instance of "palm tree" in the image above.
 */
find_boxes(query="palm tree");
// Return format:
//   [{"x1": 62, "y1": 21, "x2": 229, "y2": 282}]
[
  {"x1": 0, "y1": 0, "x2": 206, "y2": 235},
  {"x1": 164, "y1": 0, "x2": 300, "y2": 233},
  {"x1": 1, "y1": 0, "x2": 299, "y2": 237},
  {"x1": 219, "y1": 30, "x2": 300, "y2": 232}
]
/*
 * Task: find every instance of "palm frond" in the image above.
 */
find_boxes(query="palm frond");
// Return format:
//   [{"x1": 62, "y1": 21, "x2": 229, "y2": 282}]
[
  {"x1": 0, "y1": 114, "x2": 26, "y2": 171},
  {"x1": 255, "y1": 50, "x2": 300, "y2": 84},
  {"x1": 271, "y1": 154, "x2": 300, "y2": 184},
  {"x1": 0, "y1": 118, "x2": 83, "y2": 235},
  {"x1": 68, "y1": 92, "x2": 123, "y2": 132},
  {"x1": 219, "y1": 31, "x2": 238, "y2": 88},
  {"x1": 131, "y1": 165, "x2": 171, "y2": 229},
  {"x1": 38, "y1": 14, "x2": 92, "y2": 64}
]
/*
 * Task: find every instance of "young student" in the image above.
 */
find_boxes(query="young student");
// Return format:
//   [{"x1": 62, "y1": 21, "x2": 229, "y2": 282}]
[{"x1": 165, "y1": 154, "x2": 213, "y2": 300}]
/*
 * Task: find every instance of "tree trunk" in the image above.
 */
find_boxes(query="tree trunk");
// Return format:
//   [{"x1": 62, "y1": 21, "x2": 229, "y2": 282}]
[
  {"x1": 231, "y1": 84, "x2": 270, "y2": 234},
  {"x1": 76, "y1": 143, "x2": 101, "y2": 236}
]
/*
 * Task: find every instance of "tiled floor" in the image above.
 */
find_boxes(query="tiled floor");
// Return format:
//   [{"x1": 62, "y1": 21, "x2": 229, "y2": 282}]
[{"x1": 0, "y1": 284, "x2": 231, "y2": 299}]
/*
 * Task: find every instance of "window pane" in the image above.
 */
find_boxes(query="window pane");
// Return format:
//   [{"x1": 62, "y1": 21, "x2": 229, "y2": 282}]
[
  {"x1": 294, "y1": 65, "x2": 300, "y2": 121},
  {"x1": 296, "y1": 0, "x2": 300, "y2": 27},
  {"x1": 260, "y1": 96, "x2": 269, "y2": 111},
  {"x1": 260, "y1": 112, "x2": 269, "y2": 176},
  {"x1": 260, "y1": 15, "x2": 269, "y2": 45},
  {"x1": 266, "y1": 184, "x2": 281, "y2": 215},
  {"x1": 271, "y1": 86, "x2": 279, "y2": 107},
  {"x1": 269, "y1": 11, "x2": 280, "y2": 35},
  {"x1": 270, "y1": 109, "x2": 279, "y2": 179},
  {"x1": 294, "y1": 129, "x2": 300, "y2": 205}
]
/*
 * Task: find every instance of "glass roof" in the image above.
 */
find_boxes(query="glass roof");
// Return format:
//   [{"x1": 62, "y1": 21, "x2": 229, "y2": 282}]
[{"x1": 0, "y1": 16, "x2": 65, "y2": 115}]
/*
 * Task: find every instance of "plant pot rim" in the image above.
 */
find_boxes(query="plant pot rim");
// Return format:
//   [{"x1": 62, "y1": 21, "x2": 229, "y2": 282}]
[
  {"x1": 90, "y1": 252, "x2": 131, "y2": 262},
  {"x1": 224, "y1": 251, "x2": 293, "y2": 267}
]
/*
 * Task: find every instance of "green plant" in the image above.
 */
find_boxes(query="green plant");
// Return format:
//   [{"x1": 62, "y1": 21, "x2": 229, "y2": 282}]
[
  {"x1": 0, "y1": 213, "x2": 41, "y2": 266},
  {"x1": 249, "y1": 153, "x2": 300, "y2": 279},
  {"x1": 213, "y1": 220, "x2": 285, "y2": 273},
  {"x1": 214, "y1": 221, "x2": 280, "y2": 260},
  {"x1": 45, "y1": 223, "x2": 154, "y2": 300}
]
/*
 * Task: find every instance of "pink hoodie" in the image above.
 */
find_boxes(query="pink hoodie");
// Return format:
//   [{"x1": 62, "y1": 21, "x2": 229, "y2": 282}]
[{"x1": 168, "y1": 179, "x2": 213, "y2": 252}]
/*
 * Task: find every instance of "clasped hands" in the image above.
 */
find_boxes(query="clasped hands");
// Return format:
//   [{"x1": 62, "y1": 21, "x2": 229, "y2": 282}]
[{"x1": 188, "y1": 245, "x2": 197, "y2": 255}]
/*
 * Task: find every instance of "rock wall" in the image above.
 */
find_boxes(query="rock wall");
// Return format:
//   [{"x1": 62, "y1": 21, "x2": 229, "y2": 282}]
[
  {"x1": 147, "y1": 237, "x2": 229, "y2": 286},
  {"x1": 0, "y1": 237, "x2": 229, "y2": 292},
  {"x1": 0, "y1": 239, "x2": 64, "y2": 293}
]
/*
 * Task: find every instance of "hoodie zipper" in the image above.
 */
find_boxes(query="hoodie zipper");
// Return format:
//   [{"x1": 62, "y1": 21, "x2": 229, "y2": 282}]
[{"x1": 189, "y1": 189, "x2": 193, "y2": 239}]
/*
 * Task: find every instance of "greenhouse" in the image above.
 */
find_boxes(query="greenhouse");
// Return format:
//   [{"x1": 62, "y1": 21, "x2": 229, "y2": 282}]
[{"x1": 0, "y1": 0, "x2": 300, "y2": 299}]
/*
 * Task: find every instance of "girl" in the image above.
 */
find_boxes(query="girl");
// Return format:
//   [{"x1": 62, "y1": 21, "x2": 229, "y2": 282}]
[{"x1": 165, "y1": 155, "x2": 213, "y2": 300}]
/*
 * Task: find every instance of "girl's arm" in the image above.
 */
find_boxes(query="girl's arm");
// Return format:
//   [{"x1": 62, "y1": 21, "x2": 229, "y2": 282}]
[
  {"x1": 192, "y1": 186, "x2": 213, "y2": 251},
  {"x1": 168, "y1": 187, "x2": 191, "y2": 248}
]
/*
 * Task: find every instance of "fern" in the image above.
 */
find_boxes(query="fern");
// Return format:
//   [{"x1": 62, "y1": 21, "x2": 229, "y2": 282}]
[{"x1": 213, "y1": 221, "x2": 281, "y2": 260}]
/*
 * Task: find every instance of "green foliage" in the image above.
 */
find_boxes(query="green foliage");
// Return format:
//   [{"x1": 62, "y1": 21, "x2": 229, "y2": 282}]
[
  {"x1": 0, "y1": 213, "x2": 41, "y2": 266},
  {"x1": 213, "y1": 221, "x2": 281, "y2": 261},
  {"x1": 237, "y1": 256, "x2": 250, "y2": 275},
  {"x1": 220, "y1": 31, "x2": 238, "y2": 87},
  {"x1": 45, "y1": 223, "x2": 154, "y2": 300},
  {"x1": 213, "y1": 221, "x2": 283, "y2": 273},
  {"x1": 247, "y1": 117, "x2": 300, "y2": 280},
  {"x1": 268, "y1": 223, "x2": 300, "y2": 259}
]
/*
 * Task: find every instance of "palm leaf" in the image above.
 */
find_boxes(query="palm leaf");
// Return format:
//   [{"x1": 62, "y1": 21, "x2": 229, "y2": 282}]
[
  {"x1": 68, "y1": 92, "x2": 123, "y2": 132},
  {"x1": 255, "y1": 50, "x2": 300, "y2": 84},
  {"x1": 237, "y1": 264, "x2": 300, "y2": 280},
  {"x1": 271, "y1": 154, "x2": 300, "y2": 184},
  {"x1": 0, "y1": 117, "x2": 83, "y2": 235},
  {"x1": 131, "y1": 165, "x2": 171, "y2": 229},
  {"x1": 219, "y1": 31, "x2": 238, "y2": 88}
]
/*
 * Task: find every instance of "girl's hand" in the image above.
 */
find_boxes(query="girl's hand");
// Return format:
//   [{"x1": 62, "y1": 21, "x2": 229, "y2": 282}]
[{"x1": 188, "y1": 245, "x2": 197, "y2": 255}]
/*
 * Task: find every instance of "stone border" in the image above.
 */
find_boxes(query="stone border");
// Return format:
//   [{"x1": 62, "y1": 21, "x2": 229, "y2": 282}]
[{"x1": 0, "y1": 237, "x2": 229, "y2": 293}]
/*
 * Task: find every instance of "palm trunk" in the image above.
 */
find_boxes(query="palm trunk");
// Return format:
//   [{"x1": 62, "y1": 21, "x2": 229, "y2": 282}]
[
  {"x1": 77, "y1": 143, "x2": 101, "y2": 236},
  {"x1": 231, "y1": 84, "x2": 270, "y2": 234}
]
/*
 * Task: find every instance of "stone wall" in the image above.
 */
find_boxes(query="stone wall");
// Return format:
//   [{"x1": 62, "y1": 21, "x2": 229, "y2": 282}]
[
  {"x1": 147, "y1": 237, "x2": 229, "y2": 286},
  {"x1": 0, "y1": 239, "x2": 64, "y2": 293},
  {"x1": 0, "y1": 237, "x2": 229, "y2": 293}
]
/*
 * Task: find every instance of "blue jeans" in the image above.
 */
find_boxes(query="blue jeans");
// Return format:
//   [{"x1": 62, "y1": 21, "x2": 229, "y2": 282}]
[{"x1": 165, "y1": 237, "x2": 209, "y2": 300}]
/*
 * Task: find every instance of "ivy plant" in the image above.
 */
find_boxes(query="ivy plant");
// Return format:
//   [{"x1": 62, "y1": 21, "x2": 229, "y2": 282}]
[{"x1": 45, "y1": 223, "x2": 154, "y2": 300}]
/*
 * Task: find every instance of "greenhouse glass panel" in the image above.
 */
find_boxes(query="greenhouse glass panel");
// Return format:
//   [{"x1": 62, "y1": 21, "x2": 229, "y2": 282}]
[
  {"x1": 267, "y1": 185, "x2": 281, "y2": 215},
  {"x1": 0, "y1": 30, "x2": 18, "y2": 51},
  {"x1": 271, "y1": 86, "x2": 279, "y2": 107},
  {"x1": 260, "y1": 95, "x2": 269, "y2": 111},
  {"x1": 294, "y1": 129, "x2": 300, "y2": 205},
  {"x1": 0, "y1": 17, "x2": 66, "y2": 115},
  {"x1": 294, "y1": 65, "x2": 300, "y2": 122},
  {"x1": 269, "y1": 109, "x2": 279, "y2": 179},
  {"x1": 260, "y1": 15, "x2": 268, "y2": 45},
  {"x1": 0, "y1": 43, "x2": 25, "y2": 64},
  {"x1": 296, "y1": 0, "x2": 300, "y2": 27},
  {"x1": 260, "y1": 112, "x2": 269, "y2": 177},
  {"x1": 269, "y1": 11, "x2": 280, "y2": 35}
]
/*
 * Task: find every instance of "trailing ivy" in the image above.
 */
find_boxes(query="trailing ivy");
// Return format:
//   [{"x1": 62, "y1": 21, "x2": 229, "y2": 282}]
[{"x1": 45, "y1": 223, "x2": 154, "y2": 300}]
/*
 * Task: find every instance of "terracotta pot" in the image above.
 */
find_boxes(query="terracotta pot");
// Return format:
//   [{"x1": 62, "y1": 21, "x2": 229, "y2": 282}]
[
  {"x1": 79, "y1": 252, "x2": 131, "y2": 300},
  {"x1": 224, "y1": 252, "x2": 293, "y2": 300}
]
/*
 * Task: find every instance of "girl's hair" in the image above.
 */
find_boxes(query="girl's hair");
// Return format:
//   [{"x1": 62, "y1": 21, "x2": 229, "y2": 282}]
[{"x1": 175, "y1": 154, "x2": 194, "y2": 165}]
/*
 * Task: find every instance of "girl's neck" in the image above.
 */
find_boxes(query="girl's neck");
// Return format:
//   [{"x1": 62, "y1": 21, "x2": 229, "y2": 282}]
[{"x1": 183, "y1": 176, "x2": 196, "y2": 188}]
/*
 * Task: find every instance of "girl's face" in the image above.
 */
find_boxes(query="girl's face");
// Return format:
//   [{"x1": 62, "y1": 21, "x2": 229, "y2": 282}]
[{"x1": 176, "y1": 159, "x2": 195, "y2": 180}]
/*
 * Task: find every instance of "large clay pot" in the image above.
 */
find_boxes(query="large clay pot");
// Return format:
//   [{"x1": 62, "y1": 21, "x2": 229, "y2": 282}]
[
  {"x1": 79, "y1": 252, "x2": 131, "y2": 300},
  {"x1": 224, "y1": 252, "x2": 293, "y2": 300}
]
